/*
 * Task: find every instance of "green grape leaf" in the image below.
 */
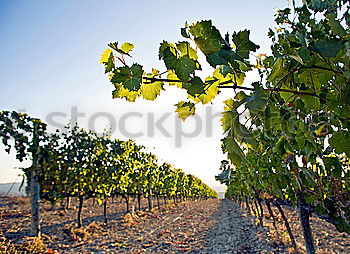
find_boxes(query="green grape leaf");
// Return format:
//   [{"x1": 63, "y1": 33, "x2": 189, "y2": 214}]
[
  {"x1": 232, "y1": 30, "x2": 260, "y2": 60},
  {"x1": 343, "y1": 41, "x2": 350, "y2": 60},
  {"x1": 329, "y1": 131, "x2": 350, "y2": 157},
  {"x1": 300, "y1": 167, "x2": 316, "y2": 188},
  {"x1": 170, "y1": 56, "x2": 197, "y2": 82},
  {"x1": 237, "y1": 60, "x2": 252, "y2": 71},
  {"x1": 221, "y1": 103, "x2": 257, "y2": 147},
  {"x1": 302, "y1": 0, "x2": 336, "y2": 12},
  {"x1": 334, "y1": 216, "x2": 350, "y2": 233},
  {"x1": 206, "y1": 48, "x2": 235, "y2": 68},
  {"x1": 246, "y1": 96, "x2": 267, "y2": 113},
  {"x1": 104, "y1": 52, "x2": 115, "y2": 73},
  {"x1": 216, "y1": 66, "x2": 245, "y2": 86},
  {"x1": 340, "y1": 82, "x2": 350, "y2": 105},
  {"x1": 300, "y1": 94, "x2": 320, "y2": 111},
  {"x1": 221, "y1": 99, "x2": 245, "y2": 133},
  {"x1": 195, "y1": 78, "x2": 219, "y2": 104},
  {"x1": 264, "y1": 105, "x2": 281, "y2": 131},
  {"x1": 234, "y1": 122, "x2": 257, "y2": 147},
  {"x1": 327, "y1": 13, "x2": 346, "y2": 36},
  {"x1": 324, "y1": 156, "x2": 342, "y2": 178},
  {"x1": 215, "y1": 168, "x2": 231, "y2": 181},
  {"x1": 189, "y1": 20, "x2": 228, "y2": 55},
  {"x1": 181, "y1": 27, "x2": 190, "y2": 38},
  {"x1": 296, "y1": 134, "x2": 306, "y2": 149},
  {"x1": 175, "y1": 101, "x2": 196, "y2": 120},
  {"x1": 273, "y1": 136, "x2": 287, "y2": 156},
  {"x1": 221, "y1": 136, "x2": 244, "y2": 167},
  {"x1": 295, "y1": 29, "x2": 312, "y2": 47},
  {"x1": 287, "y1": 47, "x2": 311, "y2": 64},
  {"x1": 176, "y1": 41, "x2": 199, "y2": 60},
  {"x1": 219, "y1": 65, "x2": 234, "y2": 77},
  {"x1": 279, "y1": 86, "x2": 295, "y2": 103},
  {"x1": 112, "y1": 64, "x2": 143, "y2": 91},
  {"x1": 159, "y1": 42, "x2": 198, "y2": 82},
  {"x1": 245, "y1": 84, "x2": 267, "y2": 113},
  {"x1": 299, "y1": 69, "x2": 321, "y2": 91},
  {"x1": 232, "y1": 73, "x2": 246, "y2": 86},
  {"x1": 182, "y1": 76, "x2": 205, "y2": 96},
  {"x1": 313, "y1": 40, "x2": 343, "y2": 58},
  {"x1": 267, "y1": 58, "x2": 286, "y2": 82},
  {"x1": 221, "y1": 111, "x2": 234, "y2": 134},
  {"x1": 235, "y1": 91, "x2": 247, "y2": 101}
]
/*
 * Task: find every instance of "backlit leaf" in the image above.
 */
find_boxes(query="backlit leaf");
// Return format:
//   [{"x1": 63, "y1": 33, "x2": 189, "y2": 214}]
[{"x1": 175, "y1": 101, "x2": 196, "y2": 120}]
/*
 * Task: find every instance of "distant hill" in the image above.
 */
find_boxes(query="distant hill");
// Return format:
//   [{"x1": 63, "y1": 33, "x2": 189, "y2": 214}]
[
  {"x1": 0, "y1": 182, "x2": 26, "y2": 196},
  {"x1": 217, "y1": 192, "x2": 225, "y2": 199},
  {"x1": 211, "y1": 185, "x2": 226, "y2": 199}
]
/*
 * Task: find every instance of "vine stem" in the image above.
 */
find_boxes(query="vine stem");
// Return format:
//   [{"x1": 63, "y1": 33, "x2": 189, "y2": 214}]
[
  {"x1": 143, "y1": 77, "x2": 191, "y2": 83},
  {"x1": 143, "y1": 77, "x2": 325, "y2": 100},
  {"x1": 218, "y1": 85, "x2": 323, "y2": 98}
]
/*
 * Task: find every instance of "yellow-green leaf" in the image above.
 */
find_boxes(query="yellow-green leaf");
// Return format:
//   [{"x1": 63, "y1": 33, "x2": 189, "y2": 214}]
[
  {"x1": 121, "y1": 42, "x2": 134, "y2": 54},
  {"x1": 141, "y1": 82, "x2": 163, "y2": 101},
  {"x1": 175, "y1": 101, "x2": 195, "y2": 120},
  {"x1": 100, "y1": 49, "x2": 113, "y2": 64}
]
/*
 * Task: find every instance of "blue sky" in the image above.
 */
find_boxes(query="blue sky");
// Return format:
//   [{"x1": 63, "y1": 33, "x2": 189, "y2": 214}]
[{"x1": 0, "y1": 0, "x2": 290, "y2": 191}]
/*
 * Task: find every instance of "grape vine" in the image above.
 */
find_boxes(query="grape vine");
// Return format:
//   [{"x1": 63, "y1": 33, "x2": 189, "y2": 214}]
[
  {"x1": 101, "y1": 0, "x2": 350, "y2": 252},
  {"x1": 0, "y1": 111, "x2": 217, "y2": 234}
]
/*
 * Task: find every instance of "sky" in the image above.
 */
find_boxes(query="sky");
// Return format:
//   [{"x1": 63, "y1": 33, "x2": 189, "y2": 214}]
[{"x1": 0, "y1": 0, "x2": 291, "y2": 192}]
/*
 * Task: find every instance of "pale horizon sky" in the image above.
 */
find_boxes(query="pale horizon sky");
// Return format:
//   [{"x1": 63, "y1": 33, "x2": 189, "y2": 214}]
[{"x1": 0, "y1": 0, "x2": 291, "y2": 192}]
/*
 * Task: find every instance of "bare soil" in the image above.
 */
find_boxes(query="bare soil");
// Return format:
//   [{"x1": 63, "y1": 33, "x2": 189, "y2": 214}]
[{"x1": 0, "y1": 197, "x2": 349, "y2": 253}]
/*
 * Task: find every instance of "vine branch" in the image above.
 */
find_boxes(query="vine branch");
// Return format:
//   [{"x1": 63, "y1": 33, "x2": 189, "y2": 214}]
[
  {"x1": 219, "y1": 85, "x2": 321, "y2": 97},
  {"x1": 144, "y1": 76, "x2": 326, "y2": 100}
]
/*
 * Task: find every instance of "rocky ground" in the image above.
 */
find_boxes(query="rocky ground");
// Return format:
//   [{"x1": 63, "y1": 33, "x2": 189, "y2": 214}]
[{"x1": 0, "y1": 196, "x2": 349, "y2": 253}]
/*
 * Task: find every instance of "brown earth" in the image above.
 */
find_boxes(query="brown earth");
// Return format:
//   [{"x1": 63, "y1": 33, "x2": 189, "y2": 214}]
[{"x1": 0, "y1": 197, "x2": 349, "y2": 253}]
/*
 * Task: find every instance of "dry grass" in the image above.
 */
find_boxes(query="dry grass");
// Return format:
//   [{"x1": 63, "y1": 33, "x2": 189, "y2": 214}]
[
  {"x1": 63, "y1": 221, "x2": 101, "y2": 242},
  {"x1": 0, "y1": 236, "x2": 46, "y2": 254}
]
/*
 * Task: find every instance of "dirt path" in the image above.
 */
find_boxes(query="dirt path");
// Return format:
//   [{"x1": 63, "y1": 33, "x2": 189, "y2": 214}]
[{"x1": 205, "y1": 199, "x2": 281, "y2": 254}]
